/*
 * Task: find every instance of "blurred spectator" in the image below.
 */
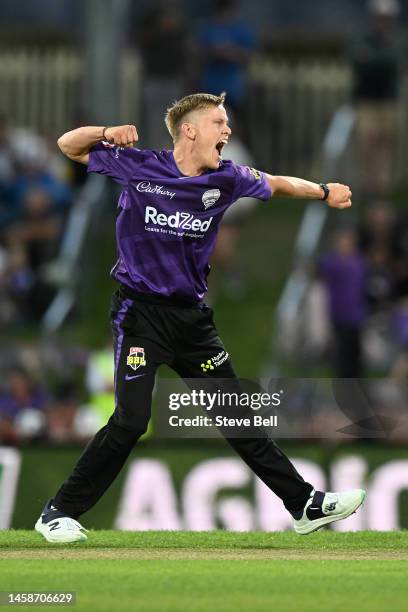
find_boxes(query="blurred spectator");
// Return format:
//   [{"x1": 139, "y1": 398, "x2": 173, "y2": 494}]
[
  {"x1": 347, "y1": 0, "x2": 405, "y2": 195},
  {"x1": 359, "y1": 201, "x2": 397, "y2": 310},
  {"x1": 365, "y1": 244, "x2": 396, "y2": 311},
  {"x1": 393, "y1": 213, "x2": 408, "y2": 298},
  {"x1": 0, "y1": 117, "x2": 17, "y2": 229},
  {"x1": 86, "y1": 340, "x2": 114, "y2": 395},
  {"x1": 4, "y1": 186, "x2": 63, "y2": 321},
  {"x1": 0, "y1": 116, "x2": 15, "y2": 197},
  {"x1": 8, "y1": 129, "x2": 71, "y2": 214},
  {"x1": 320, "y1": 227, "x2": 368, "y2": 377},
  {"x1": 45, "y1": 381, "x2": 82, "y2": 444},
  {"x1": 0, "y1": 365, "x2": 48, "y2": 444},
  {"x1": 391, "y1": 298, "x2": 408, "y2": 377},
  {"x1": 83, "y1": 341, "x2": 115, "y2": 432},
  {"x1": 197, "y1": 0, "x2": 257, "y2": 120},
  {"x1": 138, "y1": 0, "x2": 190, "y2": 149},
  {"x1": 359, "y1": 200, "x2": 396, "y2": 255}
]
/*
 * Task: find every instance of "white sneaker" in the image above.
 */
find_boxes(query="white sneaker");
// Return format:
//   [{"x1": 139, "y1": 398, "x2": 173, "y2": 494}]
[
  {"x1": 294, "y1": 489, "x2": 366, "y2": 535},
  {"x1": 35, "y1": 500, "x2": 88, "y2": 543}
]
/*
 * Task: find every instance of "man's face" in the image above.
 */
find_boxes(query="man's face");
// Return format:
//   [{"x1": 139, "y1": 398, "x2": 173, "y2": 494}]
[{"x1": 188, "y1": 105, "x2": 231, "y2": 170}]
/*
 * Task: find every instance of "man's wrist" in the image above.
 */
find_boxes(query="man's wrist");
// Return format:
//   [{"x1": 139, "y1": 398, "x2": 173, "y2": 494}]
[
  {"x1": 102, "y1": 126, "x2": 110, "y2": 142},
  {"x1": 319, "y1": 182, "x2": 330, "y2": 201}
]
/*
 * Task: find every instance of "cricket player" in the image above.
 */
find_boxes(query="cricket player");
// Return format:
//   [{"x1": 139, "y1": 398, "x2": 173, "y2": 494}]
[{"x1": 35, "y1": 93, "x2": 365, "y2": 542}]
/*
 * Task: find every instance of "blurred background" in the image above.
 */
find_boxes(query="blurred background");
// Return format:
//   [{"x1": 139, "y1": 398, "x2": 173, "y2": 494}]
[{"x1": 0, "y1": 0, "x2": 408, "y2": 531}]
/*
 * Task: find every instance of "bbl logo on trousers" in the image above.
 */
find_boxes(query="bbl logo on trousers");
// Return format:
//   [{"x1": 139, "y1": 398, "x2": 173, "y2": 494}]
[{"x1": 127, "y1": 347, "x2": 146, "y2": 371}]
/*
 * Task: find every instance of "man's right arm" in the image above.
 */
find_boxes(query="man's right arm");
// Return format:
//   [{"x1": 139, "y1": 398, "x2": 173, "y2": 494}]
[{"x1": 57, "y1": 125, "x2": 138, "y2": 165}]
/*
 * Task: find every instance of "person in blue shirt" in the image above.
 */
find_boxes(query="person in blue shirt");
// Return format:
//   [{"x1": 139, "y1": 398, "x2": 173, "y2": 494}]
[{"x1": 198, "y1": 0, "x2": 256, "y2": 116}]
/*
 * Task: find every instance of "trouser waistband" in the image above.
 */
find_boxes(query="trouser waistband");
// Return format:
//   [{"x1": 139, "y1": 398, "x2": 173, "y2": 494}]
[{"x1": 119, "y1": 284, "x2": 204, "y2": 309}]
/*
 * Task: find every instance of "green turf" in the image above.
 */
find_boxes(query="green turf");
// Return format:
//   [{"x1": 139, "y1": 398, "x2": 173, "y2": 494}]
[
  {"x1": 1, "y1": 531, "x2": 407, "y2": 611},
  {"x1": 1, "y1": 529, "x2": 408, "y2": 550}
]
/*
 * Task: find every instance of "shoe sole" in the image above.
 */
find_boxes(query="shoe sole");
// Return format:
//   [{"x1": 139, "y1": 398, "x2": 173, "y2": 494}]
[
  {"x1": 295, "y1": 490, "x2": 366, "y2": 535},
  {"x1": 35, "y1": 518, "x2": 87, "y2": 543}
]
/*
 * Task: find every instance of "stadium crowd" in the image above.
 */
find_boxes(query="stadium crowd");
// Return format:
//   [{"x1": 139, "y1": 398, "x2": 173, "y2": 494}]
[
  {"x1": 0, "y1": 117, "x2": 74, "y2": 326},
  {"x1": 318, "y1": 201, "x2": 408, "y2": 379},
  {"x1": 0, "y1": 343, "x2": 114, "y2": 446}
]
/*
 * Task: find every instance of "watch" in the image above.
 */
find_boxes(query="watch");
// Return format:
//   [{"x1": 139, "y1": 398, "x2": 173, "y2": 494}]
[{"x1": 319, "y1": 183, "x2": 330, "y2": 201}]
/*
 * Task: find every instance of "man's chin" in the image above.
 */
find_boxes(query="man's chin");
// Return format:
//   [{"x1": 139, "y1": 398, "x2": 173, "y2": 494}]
[{"x1": 209, "y1": 158, "x2": 221, "y2": 170}]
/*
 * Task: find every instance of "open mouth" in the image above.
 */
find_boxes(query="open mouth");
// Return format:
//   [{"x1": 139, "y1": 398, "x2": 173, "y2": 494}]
[{"x1": 215, "y1": 140, "x2": 228, "y2": 157}]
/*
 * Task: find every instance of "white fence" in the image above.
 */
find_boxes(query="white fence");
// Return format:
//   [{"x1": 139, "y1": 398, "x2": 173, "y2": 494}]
[
  {"x1": 0, "y1": 48, "x2": 406, "y2": 183},
  {"x1": 249, "y1": 58, "x2": 408, "y2": 183},
  {"x1": 248, "y1": 59, "x2": 352, "y2": 176},
  {"x1": 0, "y1": 48, "x2": 141, "y2": 135}
]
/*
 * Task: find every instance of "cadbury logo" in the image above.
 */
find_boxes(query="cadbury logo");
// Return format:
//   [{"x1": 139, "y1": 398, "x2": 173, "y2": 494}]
[{"x1": 136, "y1": 181, "x2": 176, "y2": 199}]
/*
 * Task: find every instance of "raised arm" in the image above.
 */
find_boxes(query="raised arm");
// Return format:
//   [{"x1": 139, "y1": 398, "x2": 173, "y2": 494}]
[
  {"x1": 57, "y1": 125, "x2": 138, "y2": 165},
  {"x1": 265, "y1": 174, "x2": 352, "y2": 210}
]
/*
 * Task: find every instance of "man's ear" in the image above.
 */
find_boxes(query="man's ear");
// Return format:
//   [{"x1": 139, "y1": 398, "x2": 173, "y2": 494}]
[{"x1": 180, "y1": 122, "x2": 196, "y2": 141}]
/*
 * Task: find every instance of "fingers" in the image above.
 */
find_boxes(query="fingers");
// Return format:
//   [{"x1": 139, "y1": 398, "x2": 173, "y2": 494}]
[
  {"x1": 328, "y1": 183, "x2": 352, "y2": 196},
  {"x1": 330, "y1": 198, "x2": 352, "y2": 209},
  {"x1": 105, "y1": 125, "x2": 138, "y2": 146},
  {"x1": 326, "y1": 182, "x2": 352, "y2": 210},
  {"x1": 131, "y1": 124, "x2": 138, "y2": 143}
]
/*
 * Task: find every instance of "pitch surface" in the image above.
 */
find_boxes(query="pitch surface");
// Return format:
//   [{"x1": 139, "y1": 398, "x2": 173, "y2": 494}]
[{"x1": 1, "y1": 531, "x2": 407, "y2": 611}]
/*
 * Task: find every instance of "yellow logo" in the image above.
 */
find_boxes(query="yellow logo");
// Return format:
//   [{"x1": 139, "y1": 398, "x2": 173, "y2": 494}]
[
  {"x1": 201, "y1": 359, "x2": 214, "y2": 373},
  {"x1": 127, "y1": 347, "x2": 146, "y2": 371},
  {"x1": 248, "y1": 167, "x2": 261, "y2": 180}
]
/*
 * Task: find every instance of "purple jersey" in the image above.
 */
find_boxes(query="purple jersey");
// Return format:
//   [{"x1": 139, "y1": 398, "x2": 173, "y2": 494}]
[{"x1": 88, "y1": 145, "x2": 272, "y2": 300}]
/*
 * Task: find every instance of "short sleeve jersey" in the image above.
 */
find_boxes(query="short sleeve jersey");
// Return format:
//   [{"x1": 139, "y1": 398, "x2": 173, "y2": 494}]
[{"x1": 88, "y1": 144, "x2": 272, "y2": 301}]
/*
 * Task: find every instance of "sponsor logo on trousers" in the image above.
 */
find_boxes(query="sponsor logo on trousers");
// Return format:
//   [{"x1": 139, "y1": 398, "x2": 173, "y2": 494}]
[{"x1": 201, "y1": 350, "x2": 229, "y2": 372}]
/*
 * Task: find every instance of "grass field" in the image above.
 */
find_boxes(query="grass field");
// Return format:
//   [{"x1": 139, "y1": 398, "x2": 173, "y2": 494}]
[{"x1": 1, "y1": 531, "x2": 407, "y2": 611}]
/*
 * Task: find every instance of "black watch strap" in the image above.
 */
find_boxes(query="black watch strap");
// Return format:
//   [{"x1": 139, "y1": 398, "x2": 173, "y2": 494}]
[{"x1": 319, "y1": 183, "x2": 330, "y2": 201}]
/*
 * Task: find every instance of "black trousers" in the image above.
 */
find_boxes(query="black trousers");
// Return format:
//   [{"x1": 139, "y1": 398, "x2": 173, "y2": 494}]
[{"x1": 54, "y1": 286, "x2": 313, "y2": 519}]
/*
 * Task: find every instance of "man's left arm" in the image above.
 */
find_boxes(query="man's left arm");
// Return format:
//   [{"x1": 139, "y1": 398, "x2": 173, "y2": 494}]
[{"x1": 265, "y1": 174, "x2": 352, "y2": 210}]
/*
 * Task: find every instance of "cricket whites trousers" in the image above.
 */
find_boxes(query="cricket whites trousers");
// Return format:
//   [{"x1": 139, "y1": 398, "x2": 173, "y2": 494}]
[{"x1": 54, "y1": 285, "x2": 313, "y2": 518}]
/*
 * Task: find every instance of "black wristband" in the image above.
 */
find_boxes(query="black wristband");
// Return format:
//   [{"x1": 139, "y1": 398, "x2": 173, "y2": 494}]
[
  {"x1": 319, "y1": 182, "x2": 330, "y2": 201},
  {"x1": 102, "y1": 126, "x2": 110, "y2": 141}
]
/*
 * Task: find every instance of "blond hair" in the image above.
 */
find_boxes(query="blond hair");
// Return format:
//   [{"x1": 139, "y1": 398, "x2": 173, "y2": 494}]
[{"x1": 165, "y1": 92, "x2": 226, "y2": 142}]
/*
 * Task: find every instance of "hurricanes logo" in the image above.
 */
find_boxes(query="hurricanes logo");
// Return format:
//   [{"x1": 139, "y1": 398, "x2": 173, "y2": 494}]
[
  {"x1": 201, "y1": 359, "x2": 214, "y2": 373},
  {"x1": 127, "y1": 347, "x2": 146, "y2": 371},
  {"x1": 202, "y1": 189, "x2": 221, "y2": 209},
  {"x1": 248, "y1": 167, "x2": 261, "y2": 180}
]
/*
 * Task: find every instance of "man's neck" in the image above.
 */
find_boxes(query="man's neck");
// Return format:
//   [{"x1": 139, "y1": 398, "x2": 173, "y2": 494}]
[{"x1": 173, "y1": 144, "x2": 206, "y2": 177}]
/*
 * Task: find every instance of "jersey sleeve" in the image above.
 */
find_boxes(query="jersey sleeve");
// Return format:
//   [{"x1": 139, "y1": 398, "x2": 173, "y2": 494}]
[
  {"x1": 232, "y1": 163, "x2": 272, "y2": 202},
  {"x1": 87, "y1": 143, "x2": 146, "y2": 185}
]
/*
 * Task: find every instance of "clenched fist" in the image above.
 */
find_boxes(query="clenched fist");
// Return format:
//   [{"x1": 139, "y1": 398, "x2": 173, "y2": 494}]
[
  {"x1": 104, "y1": 125, "x2": 138, "y2": 147},
  {"x1": 326, "y1": 183, "x2": 352, "y2": 209}
]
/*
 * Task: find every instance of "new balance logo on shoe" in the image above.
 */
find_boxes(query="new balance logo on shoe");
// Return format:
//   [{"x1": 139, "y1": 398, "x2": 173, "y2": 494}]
[
  {"x1": 324, "y1": 502, "x2": 338, "y2": 512},
  {"x1": 48, "y1": 521, "x2": 61, "y2": 531},
  {"x1": 35, "y1": 503, "x2": 88, "y2": 542}
]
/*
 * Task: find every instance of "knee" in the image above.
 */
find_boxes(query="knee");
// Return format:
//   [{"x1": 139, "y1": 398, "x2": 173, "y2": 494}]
[{"x1": 106, "y1": 415, "x2": 149, "y2": 451}]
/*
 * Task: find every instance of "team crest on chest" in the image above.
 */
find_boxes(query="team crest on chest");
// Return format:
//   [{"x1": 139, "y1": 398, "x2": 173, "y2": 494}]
[
  {"x1": 127, "y1": 347, "x2": 146, "y2": 370},
  {"x1": 202, "y1": 188, "x2": 221, "y2": 209}
]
